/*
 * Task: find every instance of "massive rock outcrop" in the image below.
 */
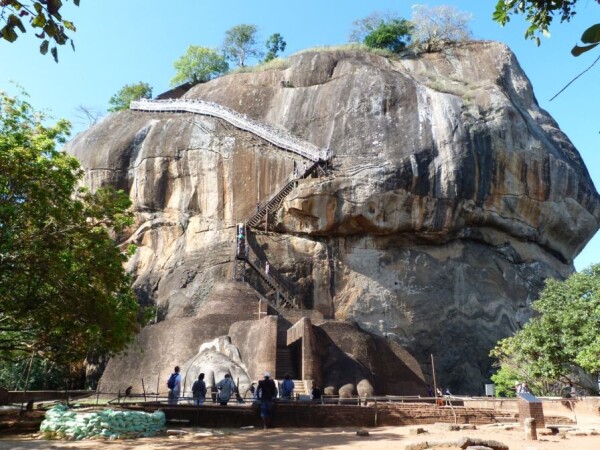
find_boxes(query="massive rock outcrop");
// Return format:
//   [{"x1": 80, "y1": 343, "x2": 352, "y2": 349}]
[{"x1": 65, "y1": 41, "x2": 600, "y2": 394}]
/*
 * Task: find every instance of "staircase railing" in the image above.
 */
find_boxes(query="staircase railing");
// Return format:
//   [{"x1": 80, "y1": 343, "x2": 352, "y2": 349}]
[
  {"x1": 246, "y1": 160, "x2": 320, "y2": 228},
  {"x1": 246, "y1": 256, "x2": 296, "y2": 308},
  {"x1": 130, "y1": 98, "x2": 332, "y2": 162}
]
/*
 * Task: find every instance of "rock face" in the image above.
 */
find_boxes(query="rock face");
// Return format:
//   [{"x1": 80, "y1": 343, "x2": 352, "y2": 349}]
[{"x1": 65, "y1": 41, "x2": 600, "y2": 394}]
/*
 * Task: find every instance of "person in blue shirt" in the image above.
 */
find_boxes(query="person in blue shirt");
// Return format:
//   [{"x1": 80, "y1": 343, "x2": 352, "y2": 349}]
[{"x1": 281, "y1": 373, "x2": 295, "y2": 400}]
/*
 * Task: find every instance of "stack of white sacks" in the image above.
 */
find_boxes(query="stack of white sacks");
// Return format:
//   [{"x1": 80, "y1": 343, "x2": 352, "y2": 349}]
[{"x1": 40, "y1": 404, "x2": 166, "y2": 440}]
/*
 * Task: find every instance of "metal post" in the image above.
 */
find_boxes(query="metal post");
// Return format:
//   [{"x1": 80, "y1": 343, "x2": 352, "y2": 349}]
[
  {"x1": 20, "y1": 351, "x2": 35, "y2": 415},
  {"x1": 141, "y1": 378, "x2": 147, "y2": 402},
  {"x1": 431, "y1": 354, "x2": 439, "y2": 405},
  {"x1": 265, "y1": 207, "x2": 268, "y2": 232}
]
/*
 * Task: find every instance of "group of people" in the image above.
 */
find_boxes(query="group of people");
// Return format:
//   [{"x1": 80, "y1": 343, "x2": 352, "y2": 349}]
[{"x1": 166, "y1": 367, "x2": 324, "y2": 429}]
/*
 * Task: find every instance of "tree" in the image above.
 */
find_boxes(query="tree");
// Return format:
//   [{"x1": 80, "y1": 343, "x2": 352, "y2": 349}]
[
  {"x1": 108, "y1": 82, "x2": 152, "y2": 113},
  {"x1": 411, "y1": 4, "x2": 472, "y2": 52},
  {"x1": 0, "y1": 0, "x2": 80, "y2": 62},
  {"x1": 74, "y1": 105, "x2": 103, "y2": 128},
  {"x1": 493, "y1": 0, "x2": 600, "y2": 57},
  {"x1": 170, "y1": 46, "x2": 229, "y2": 87},
  {"x1": 264, "y1": 33, "x2": 286, "y2": 63},
  {"x1": 490, "y1": 265, "x2": 600, "y2": 395},
  {"x1": 363, "y1": 18, "x2": 413, "y2": 53},
  {"x1": 223, "y1": 24, "x2": 262, "y2": 67},
  {"x1": 349, "y1": 11, "x2": 400, "y2": 43},
  {"x1": 0, "y1": 91, "x2": 141, "y2": 367}
]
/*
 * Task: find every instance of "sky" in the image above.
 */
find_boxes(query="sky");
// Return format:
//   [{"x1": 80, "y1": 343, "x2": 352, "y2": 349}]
[{"x1": 1, "y1": 0, "x2": 598, "y2": 270}]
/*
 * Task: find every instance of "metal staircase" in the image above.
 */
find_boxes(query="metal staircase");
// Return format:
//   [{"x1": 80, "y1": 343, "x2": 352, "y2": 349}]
[
  {"x1": 130, "y1": 98, "x2": 332, "y2": 162},
  {"x1": 245, "y1": 257, "x2": 295, "y2": 308},
  {"x1": 131, "y1": 98, "x2": 331, "y2": 312},
  {"x1": 246, "y1": 160, "x2": 321, "y2": 229}
]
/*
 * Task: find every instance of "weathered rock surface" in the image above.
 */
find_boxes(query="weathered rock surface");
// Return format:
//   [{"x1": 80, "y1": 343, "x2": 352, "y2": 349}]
[{"x1": 66, "y1": 41, "x2": 600, "y2": 393}]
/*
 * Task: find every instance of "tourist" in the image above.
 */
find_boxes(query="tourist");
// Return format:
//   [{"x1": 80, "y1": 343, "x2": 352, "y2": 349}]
[
  {"x1": 256, "y1": 371, "x2": 278, "y2": 429},
  {"x1": 311, "y1": 381, "x2": 322, "y2": 402},
  {"x1": 167, "y1": 366, "x2": 182, "y2": 405},
  {"x1": 281, "y1": 374, "x2": 295, "y2": 400},
  {"x1": 245, "y1": 382, "x2": 256, "y2": 400},
  {"x1": 192, "y1": 373, "x2": 206, "y2": 405},
  {"x1": 427, "y1": 385, "x2": 434, "y2": 397},
  {"x1": 265, "y1": 261, "x2": 270, "y2": 275},
  {"x1": 216, "y1": 373, "x2": 236, "y2": 406}
]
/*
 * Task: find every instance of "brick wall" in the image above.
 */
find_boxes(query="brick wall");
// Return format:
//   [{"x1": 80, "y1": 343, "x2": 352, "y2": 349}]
[
  {"x1": 518, "y1": 397, "x2": 545, "y2": 428},
  {"x1": 148, "y1": 401, "x2": 516, "y2": 428},
  {"x1": 286, "y1": 318, "x2": 321, "y2": 382}
]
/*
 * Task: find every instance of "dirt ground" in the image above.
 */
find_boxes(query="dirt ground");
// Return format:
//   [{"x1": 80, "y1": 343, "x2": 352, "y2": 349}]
[{"x1": 1, "y1": 421, "x2": 599, "y2": 450}]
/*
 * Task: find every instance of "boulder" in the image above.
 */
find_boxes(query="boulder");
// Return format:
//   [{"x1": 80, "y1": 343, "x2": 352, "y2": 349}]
[{"x1": 66, "y1": 42, "x2": 600, "y2": 393}]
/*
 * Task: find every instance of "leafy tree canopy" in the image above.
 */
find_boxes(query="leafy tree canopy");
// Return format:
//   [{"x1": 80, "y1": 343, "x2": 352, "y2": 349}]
[
  {"x1": 0, "y1": 0, "x2": 80, "y2": 62},
  {"x1": 349, "y1": 11, "x2": 399, "y2": 43},
  {"x1": 264, "y1": 33, "x2": 286, "y2": 63},
  {"x1": 108, "y1": 82, "x2": 152, "y2": 113},
  {"x1": 0, "y1": 91, "x2": 141, "y2": 368},
  {"x1": 490, "y1": 264, "x2": 600, "y2": 395},
  {"x1": 363, "y1": 18, "x2": 413, "y2": 53},
  {"x1": 223, "y1": 23, "x2": 262, "y2": 67},
  {"x1": 493, "y1": 0, "x2": 600, "y2": 56},
  {"x1": 170, "y1": 46, "x2": 229, "y2": 87}
]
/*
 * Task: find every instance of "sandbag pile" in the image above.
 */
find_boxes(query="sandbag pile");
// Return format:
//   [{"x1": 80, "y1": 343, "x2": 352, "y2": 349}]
[{"x1": 40, "y1": 404, "x2": 166, "y2": 440}]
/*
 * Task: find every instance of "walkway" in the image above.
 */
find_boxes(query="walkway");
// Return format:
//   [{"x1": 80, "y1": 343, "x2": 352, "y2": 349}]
[
  {"x1": 130, "y1": 98, "x2": 332, "y2": 162},
  {"x1": 130, "y1": 97, "x2": 329, "y2": 311}
]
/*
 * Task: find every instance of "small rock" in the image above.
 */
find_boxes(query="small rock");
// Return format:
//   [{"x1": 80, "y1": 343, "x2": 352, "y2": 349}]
[
  {"x1": 538, "y1": 428, "x2": 555, "y2": 436},
  {"x1": 465, "y1": 446, "x2": 493, "y2": 450},
  {"x1": 356, "y1": 430, "x2": 369, "y2": 437},
  {"x1": 404, "y1": 443, "x2": 429, "y2": 450},
  {"x1": 240, "y1": 426, "x2": 254, "y2": 430},
  {"x1": 448, "y1": 425, "x2": 461, "y2": 431},
  {"x1": 567, "y1": 431, "x2": 588, "y2": 436},
  {"x1": 194, "y1": 432, "x2": 214, "y2": 437},
  {"x1": 409, "y1": 427, "x2": 426, "y2": 435},
  {"x1": 456, "y1": 437, "x2": 508, "y2": 450},
  {"x1": 461, "y1": 424, "x2": 477, "y2": 430},
  {"x1": 167, "y1": 429, "x2": 188, "y2": 436}
]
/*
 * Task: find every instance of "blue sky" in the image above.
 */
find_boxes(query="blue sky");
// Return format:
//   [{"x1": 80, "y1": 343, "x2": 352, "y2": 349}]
[{"x1": 1, "y1": 0, "x2": 598, "y2": 270}]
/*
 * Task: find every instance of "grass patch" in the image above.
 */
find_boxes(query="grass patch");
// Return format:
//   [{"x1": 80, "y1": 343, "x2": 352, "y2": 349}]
[
  {"x1": 231, "y1": 57, "x2": 291, "y2": 74},
  {"x1": 294, "y1": 43, "x2": 400, "y2": 60}
]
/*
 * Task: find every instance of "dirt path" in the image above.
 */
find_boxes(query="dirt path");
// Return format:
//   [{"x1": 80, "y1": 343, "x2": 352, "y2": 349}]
[{"x1": 1, "y1": 422, "x2": 600, "y2": 450}]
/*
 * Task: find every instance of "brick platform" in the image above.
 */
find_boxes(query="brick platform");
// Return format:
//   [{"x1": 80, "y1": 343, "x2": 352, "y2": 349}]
[{"x1": 128, "y1": 401, "x2": 520, "y2": 428}]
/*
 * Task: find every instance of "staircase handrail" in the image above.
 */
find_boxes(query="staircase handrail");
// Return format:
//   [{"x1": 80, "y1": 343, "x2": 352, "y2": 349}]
[
  {"x1": 130, "y1": 98, "x2": 332, "y2": 162},
  {"x1": 246, "y1": 255, "x2": 295, "y2": 308},
  {"x1": 245, "y1": 160, "x2": 321, "y2": 227},
  {"x1": 246, "y1": 174, "x2": 296, "y2": 226}
]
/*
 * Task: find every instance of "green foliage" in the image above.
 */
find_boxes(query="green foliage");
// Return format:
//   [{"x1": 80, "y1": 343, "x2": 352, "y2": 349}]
[
  {"x1": 411, "y1": 4, "x2": 472, "y2": 53},
  {"x1": 0, "y1": 91, "x2": 140, "y2": 368},
  {"x1": 170, "y1": 46, "x2": 229, "y2": 87},
  {"x1": 572, "y1": 23, "x2": 600, "y2": 56},
  {"x1": 108, "y1": 82, "x2": 152, "y2": 113},
  {"x1": 223, "y1": 24, "x2": 262, "y2": 67},
  {"x1": 349, "y1": 11, "x2": 399, "y2": 43},
  {"x1": 0, "y1": 356, "x2": 77, "y2": 390},
  {"x1": 0, "y1": 0, "x2": 80, "y2": 62},
  {"x1": 491, "y1": 264, "x2": 600, "y2": 394},
  {"x1": 264, "y1": 33, "x2": 286, "y2": 63},
  {"x1": 493, "y1": 0, "x2": 599, "y2": 56},
  {"x1": 363, "y1": 18, "x2": 413, "y2": 53},
  {"x1": 490, "y1": 366, "x2": 519, "y2": 397}
]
